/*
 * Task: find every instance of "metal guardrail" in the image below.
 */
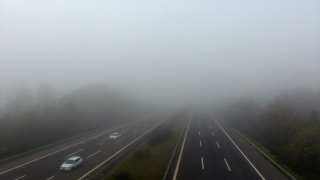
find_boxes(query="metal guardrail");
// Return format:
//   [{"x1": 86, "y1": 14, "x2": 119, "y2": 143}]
[
  {"x1": 78, "y1": 115, "x2": 172, "y2": 180},
  {"x1": 0, "y1": 124, "x2": 115, "y2": 163},
  {"x1": 231, "y1": 126, "x2": 296, "y2": 180},
  {"x1": 162, "y1": 115, "x2": 189, "y2": 180},
  {"x1": 0, "y1": 115, "x2": 150, "y2": 163},
  {"x1": 85, "y1": 134, "x2": 148, "y2": 180}
]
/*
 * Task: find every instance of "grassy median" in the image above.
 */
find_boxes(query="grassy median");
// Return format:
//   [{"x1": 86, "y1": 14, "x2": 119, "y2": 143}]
[{"x1": 106, "y1": 114, "x2": 188, "y2": 180}]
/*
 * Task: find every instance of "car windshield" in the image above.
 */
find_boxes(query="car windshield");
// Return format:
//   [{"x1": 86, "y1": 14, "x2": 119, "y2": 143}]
[{"x1": 64, "y1": 160, "x2": 74, "y2": 164}]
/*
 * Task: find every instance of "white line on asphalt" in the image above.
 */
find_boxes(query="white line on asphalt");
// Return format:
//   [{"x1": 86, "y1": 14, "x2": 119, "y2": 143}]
[
  {"x1": 0, "y1": 115, "x2": 152, "y2": 175},
  {"x1": 47, "y1": 176, "x2": 55, "y2": 180},
  {"x1": 66, "y1": 149, "x2": 83, "y2": 157},
  {"x1": 101, "y1": 137, "x2": 109, "y2": 141},
  {"x1": 15, "y1": 175, "x2": 25, "y2": 180},
  {"x1": 90, "y1": 136, "x2": 99, "y2": 139},
  {"x1": 172, "y1": 113, "x2": 193, "y2": 180},
  {"x1": 201, "y1": 157, "x2": 204, "y2": 169},
  {"x1": 79, "y1": 115, "x2": 173, "y2": 180},
  {"x1": 86, "y1": 150, "x2": 101, "y2": 159},
  {"x1": 200, "y1": 141, "x2": 202, "y2": 147},
  {"x1": 116, "y1": 137, "x2": 125, "y2": 142},
  {"x1": 209, "y1": 112, "x2": 266, "y2": 180},
  {"x1": 216, "y1": 141, "x2": 220, "y2": 148},
  {"x1": 199, "y1": 131, "x2": 200, "y2": 135},
  {"x1": 0, "y1": 142, "x2": 82, "y2": 175},
  {"x1": 212, "y1": 132, "x2": 214, "y2": 136},
  {"x1": 134, "y1": 129, "x2": 140, "y2": 132},
  {"x1": 224, "y1": 158, "x2": 231, "y2": 171}
]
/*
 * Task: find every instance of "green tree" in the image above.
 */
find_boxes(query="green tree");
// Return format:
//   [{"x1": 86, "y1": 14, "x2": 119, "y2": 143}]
[{"x1": 309, "y1": 109, "x2": 318, "y2": 124}]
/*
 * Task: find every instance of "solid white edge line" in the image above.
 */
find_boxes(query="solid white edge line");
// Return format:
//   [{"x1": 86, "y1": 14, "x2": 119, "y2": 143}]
[
  {"x1": 0, "y1": 115, "x2": 153, "y2": 175},
  {"x1": 0, "y1": 141, "x2": 83, "y2": 175},
  {"x1": 86, "y1": 150, "x2": 101, "y2": 159},
  {"x1": 208, "y1": 112, "x2": 266, "y2": 180},
  {"x1": 172, "y1": 113, "x2": 193, "y2": 180},
  {"x1": 232, "y1": 126, "x2": 297, "y2": 180},
  {"x1": 212, "y1": 132, "x2": 214, "y2": 136},
  {"x1": 15, "y1": 175, "x2": 25, "y2": 180},
  {"x1": 78, "y1": 115, "x2": 173, "y2": 180},
  {"x1": 201, "y1": 157, "x2": 204, "y2": 169},
  {"x1": 116, "y1": 137, "x2": 125, "y2": 142},
  {"x1": 66, "y1": 149, "x2": 83, "y2": 157},
  {"x1": 216, "y1": 141, "x2": 220, "y2": 148},
  {"x1": 47, "y1": 176, "x2": 55, "y2": 180},
  {"x1": 224, "y1": 158, "x2": 231, "y2": 171},
  {"x1": 200, "y1": 141, "x2": 202, "y2": 147}
]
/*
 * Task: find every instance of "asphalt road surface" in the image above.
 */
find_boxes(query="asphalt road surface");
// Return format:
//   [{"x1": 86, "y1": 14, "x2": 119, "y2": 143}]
[
  {"x1": 172, "y1": 112, "x2": 288, "y2": 180},
  {"x1": 0, "y1": 114, "x2": 170, "y2": 180}
]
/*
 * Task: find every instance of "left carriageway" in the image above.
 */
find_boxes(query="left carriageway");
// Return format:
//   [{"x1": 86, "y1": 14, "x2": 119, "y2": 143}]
[{"x1": 0, "y1": 113, "x2": 170, "y2": 180}]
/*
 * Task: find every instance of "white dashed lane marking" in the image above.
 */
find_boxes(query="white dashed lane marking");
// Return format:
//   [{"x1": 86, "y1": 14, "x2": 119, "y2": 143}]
[
  {"x1": 201, "y1": 157, "x2": 204, "y2": 169},
  {"x1": 66, "y1": 149, "x2": 83, "y2": 157},
  {"x1": 15, "y1": 175, "x2": 26, "y2": 180},
  {"x1": 47, "y1": 176, "x2": 55, "y2": 180},
  {"x1": 86, "y1": 150, "x2": 101, "y2": 159},
  {"x1": 224, "y1": 158, "x2": 231, "y2": 171}
]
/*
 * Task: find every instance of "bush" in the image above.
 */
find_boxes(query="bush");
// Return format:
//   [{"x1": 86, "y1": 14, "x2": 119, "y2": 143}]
[
  {"x1": 114, "y1": 171, "x2": 132, "y2": 180},
  {"x1": 148, "y1": 124, "x2": 172, "y2": 146},
  {"x1": 133, "y1": 149, "x2": 149, "y2": 161}
]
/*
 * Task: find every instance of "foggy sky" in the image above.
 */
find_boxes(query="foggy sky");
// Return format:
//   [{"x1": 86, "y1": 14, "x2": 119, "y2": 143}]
[{"x1": 1, "y1": 1, "x2": 319, "y2": 107}]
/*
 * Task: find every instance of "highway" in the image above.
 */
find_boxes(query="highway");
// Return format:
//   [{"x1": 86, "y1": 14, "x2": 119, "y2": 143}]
[
  {"x1": 172, "y1": 112, "x2": 288, "y2": 180},
  {"x1": 0, "y1": 114, "x2": 169, "y2": 180}
]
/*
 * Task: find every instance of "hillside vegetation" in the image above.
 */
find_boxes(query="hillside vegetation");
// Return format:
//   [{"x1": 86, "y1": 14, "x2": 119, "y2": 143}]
[
  {"x1": 222, "y1": 90, "x2": 320, "y2": 179},
  {"x1": 0, "y1": 84, "x2": 149, "y2": 160}
]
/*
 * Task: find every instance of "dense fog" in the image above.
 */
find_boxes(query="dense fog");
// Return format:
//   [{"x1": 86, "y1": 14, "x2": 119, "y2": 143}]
[
  {"x1": 1, "y1": 1, "x2": 319, "y2": 109},
  {"x1": 0, "y1": 2, "x2": 319, "y2": 178}
]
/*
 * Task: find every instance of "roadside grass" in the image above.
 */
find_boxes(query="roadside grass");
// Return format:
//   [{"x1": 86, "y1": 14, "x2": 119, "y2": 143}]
[
  {"x1": 107, "y1": 116, "x2": 187, "y2": 180},
  {"x1": 240, "y1": 132, "x2": 303, "y2": 180}
]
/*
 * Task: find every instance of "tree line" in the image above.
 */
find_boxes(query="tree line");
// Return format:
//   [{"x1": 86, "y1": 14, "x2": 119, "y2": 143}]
[
  {"x1": 222, "y1": 90, "x2": 320, "y2": 179},
  {"x1": 0, "y1": 84, "x2": 149, "y2": 160}
]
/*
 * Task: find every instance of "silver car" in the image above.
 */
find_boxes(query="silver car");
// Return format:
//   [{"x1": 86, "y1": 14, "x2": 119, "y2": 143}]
[
  {"x1": 109, "y1": 132, "x2": 121, "y2": 140},
  {"x1": 60, "y1": 156, "x2": 83, "y2": 171}
]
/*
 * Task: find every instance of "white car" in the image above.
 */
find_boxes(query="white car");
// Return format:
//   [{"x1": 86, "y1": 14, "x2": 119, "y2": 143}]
[
  {"x1": 60, "y1": 156, "x2": 83, "y2": 171},
  {"x1": 109, "y1": 132, "x2": 121, "y2": 140}
]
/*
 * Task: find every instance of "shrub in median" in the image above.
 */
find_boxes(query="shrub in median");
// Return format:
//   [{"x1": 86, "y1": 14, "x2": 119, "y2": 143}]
[
  {"x1": 133, "y1": 149, "x2": 149, "y2": 161},
  {"x1": 114, "y1": 171, "x2": 132, "y2": 180},
  {"x1": 148, "y1": 124, "x2": 172, "y2": 146}
]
